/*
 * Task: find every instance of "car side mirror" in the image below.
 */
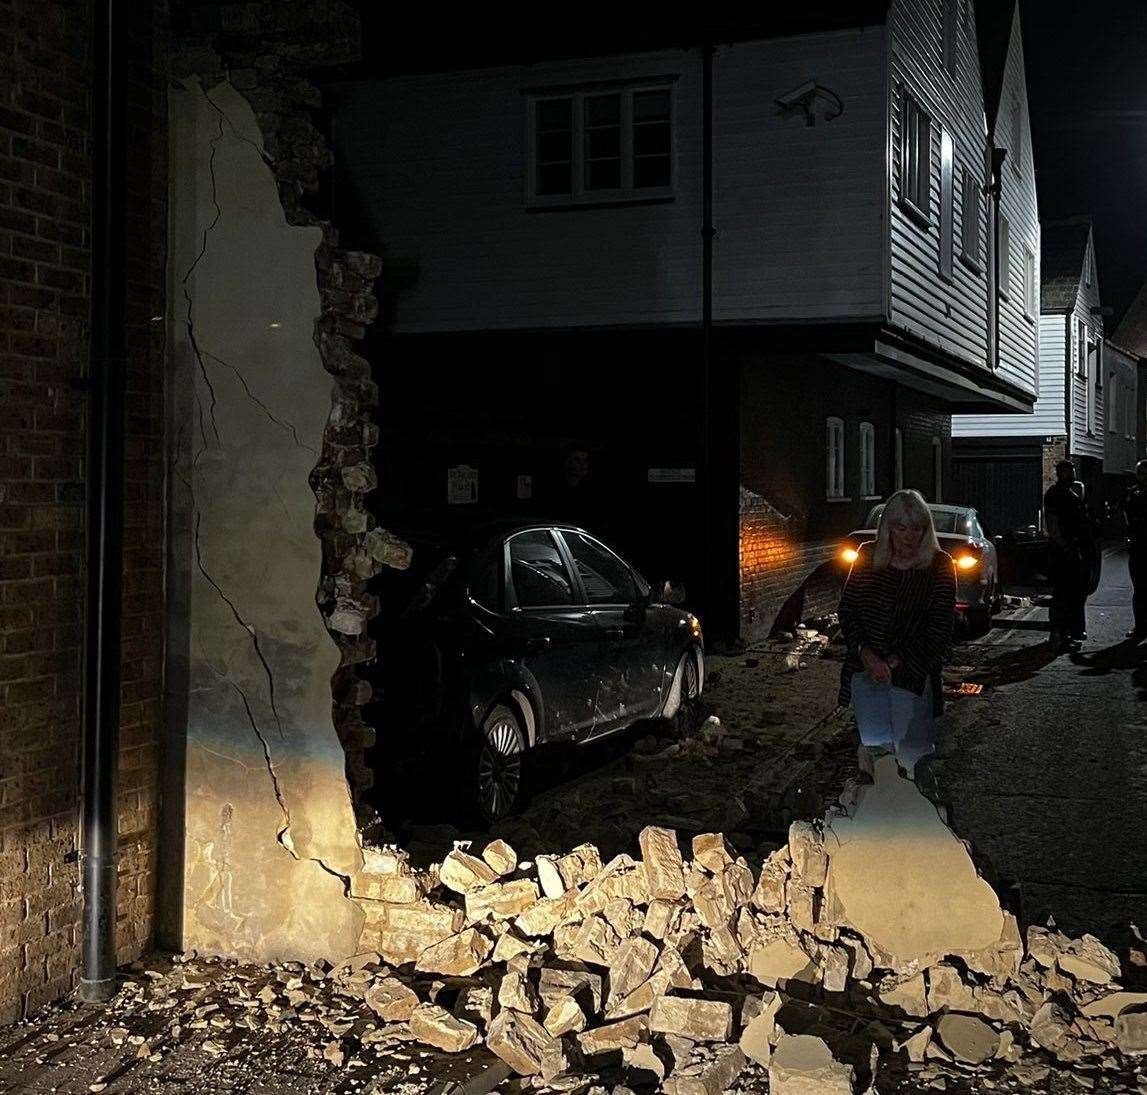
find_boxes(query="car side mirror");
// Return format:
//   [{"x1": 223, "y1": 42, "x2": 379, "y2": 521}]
[{"x1": 661, "y1": 580, "x2": 686, "y2": 606}]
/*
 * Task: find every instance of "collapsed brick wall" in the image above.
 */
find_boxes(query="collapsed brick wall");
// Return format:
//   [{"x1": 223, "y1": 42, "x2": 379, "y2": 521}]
[
  {"x1": 0, "y1": 0, "x2": 168, "y2": 1022},
  {"x1": 170, "y1": 1, "x2": 399, "y2": 835}
]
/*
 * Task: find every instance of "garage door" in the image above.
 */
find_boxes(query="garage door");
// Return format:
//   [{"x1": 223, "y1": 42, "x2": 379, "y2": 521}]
[{"x1": 950, "y1": 452, "x2": 1042, "y2": 534}]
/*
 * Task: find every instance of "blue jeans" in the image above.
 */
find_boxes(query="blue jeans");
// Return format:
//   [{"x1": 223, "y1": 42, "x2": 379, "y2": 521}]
[{"x1": 851, "y1": 673, "x2": 935, "y2": 771}]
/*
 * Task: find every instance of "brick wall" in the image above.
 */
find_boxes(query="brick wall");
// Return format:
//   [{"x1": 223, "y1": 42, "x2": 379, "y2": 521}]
[{"x1": 0, "y1": 0, "x2": 167, "y2": 1022}]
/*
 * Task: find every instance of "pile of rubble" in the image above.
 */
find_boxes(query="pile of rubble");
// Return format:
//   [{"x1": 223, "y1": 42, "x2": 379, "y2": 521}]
[{"x1": 341, "y1": 755, "x2": 1147, "y2": 1093}]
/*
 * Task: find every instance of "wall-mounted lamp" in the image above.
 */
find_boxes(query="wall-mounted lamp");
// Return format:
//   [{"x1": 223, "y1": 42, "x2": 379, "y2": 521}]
[{"x1": 775, "y1": 79, "x2": 844, "y2": 126}]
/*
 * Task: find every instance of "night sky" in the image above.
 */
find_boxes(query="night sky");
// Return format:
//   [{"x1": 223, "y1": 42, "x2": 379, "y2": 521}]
[{"x1": 1020, "y1": 0, "x2": 1147, "y2": 327}]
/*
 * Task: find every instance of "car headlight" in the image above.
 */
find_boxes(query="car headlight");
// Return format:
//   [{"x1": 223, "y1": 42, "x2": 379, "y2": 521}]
[
  {"x1": 955, "y1": 554, "x2": 979, "y2": 571},
  {"x1": 840, "y1": 547, "x2": 858, "y2": 565}
]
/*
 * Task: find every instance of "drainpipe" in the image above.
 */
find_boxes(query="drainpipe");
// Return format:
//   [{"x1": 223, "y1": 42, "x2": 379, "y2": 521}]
[
  {"x1": 78, "y1": 0, "x2": 128, "y2": 1004},
  {"x1": 700, "y1": 41, "x2": 718, "y2": 634}
]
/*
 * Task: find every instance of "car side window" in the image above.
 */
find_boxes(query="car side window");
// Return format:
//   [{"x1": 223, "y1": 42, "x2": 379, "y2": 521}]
[
  {"x1": 508, "y1": 531, "x2": 575, "y2": 608},
  {"x1": 971, "y1": 516, "x2": 986, "y2": 540},
  {"x1": 563, "y1": 532, "x2": 638, "y2": 605}
]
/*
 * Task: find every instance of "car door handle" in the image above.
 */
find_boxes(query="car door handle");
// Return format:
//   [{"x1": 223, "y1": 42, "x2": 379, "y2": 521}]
[{"x1": 525, "y1": 635, "x2": 551, "y2": 652}]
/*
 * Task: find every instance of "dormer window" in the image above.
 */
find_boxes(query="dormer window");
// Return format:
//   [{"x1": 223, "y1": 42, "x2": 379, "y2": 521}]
[{"x1": 899, "y1": 88, "x2": 932, "y2": 225}]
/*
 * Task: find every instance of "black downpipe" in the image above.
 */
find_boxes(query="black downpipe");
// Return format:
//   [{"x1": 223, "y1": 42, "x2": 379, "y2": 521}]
[
  {"x1": 701, "y1": 43, "x2": 716, "y2": 632},
  {"x1": 78, "y1": 0, "x2": 128, "y2": 1004}
]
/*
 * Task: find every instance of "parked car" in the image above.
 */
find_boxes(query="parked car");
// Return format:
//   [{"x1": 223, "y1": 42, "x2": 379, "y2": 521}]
[
  {"x1": 367, "y1": 519, "x2": 704, "y2": 823},
  {"x1": 836, "y1": 503, "x2": 1002, "y2": 632}
]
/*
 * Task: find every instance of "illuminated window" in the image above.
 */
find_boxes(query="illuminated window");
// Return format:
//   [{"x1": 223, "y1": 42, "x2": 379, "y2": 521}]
[
  {"x1": 959, "y1": 164, "x2": 981, "y2": 272},
  {"x1": 827, "y1": 418, "x2": 846, "y2": 499},
  {"x1": 1023, "y1": 247, "x2": 1036, "y2": 319},
  {"x1": 899, "y1": 88, "x2": 932, "y2": 223},
  {"x1": 859, "y1": 422, "x2": 877, "y2": 498},
  {"x1": 998, "y1": 215, "x2": 1011, "y2": 300},
  {"x1": 939, "y1": 129, "x2": 954, "y2": 282}
]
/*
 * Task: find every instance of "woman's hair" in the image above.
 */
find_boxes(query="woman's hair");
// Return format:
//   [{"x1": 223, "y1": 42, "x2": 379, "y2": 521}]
[{"x1": 871, "y1": 489, "x2": 941, "y2": 569}]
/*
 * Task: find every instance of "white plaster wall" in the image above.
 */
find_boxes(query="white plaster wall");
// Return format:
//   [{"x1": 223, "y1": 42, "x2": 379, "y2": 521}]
[{"x1": 168, "y1": 79, "x2": 363, "y2": 962}]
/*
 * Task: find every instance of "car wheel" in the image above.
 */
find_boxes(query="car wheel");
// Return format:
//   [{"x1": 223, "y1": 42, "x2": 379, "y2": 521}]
[{"x1": 475, "y1": 704, "x2": 528, "y2": 825}]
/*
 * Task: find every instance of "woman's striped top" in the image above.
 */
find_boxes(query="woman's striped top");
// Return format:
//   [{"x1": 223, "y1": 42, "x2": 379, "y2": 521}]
[{"x1": 836, "y1": 542, "x2": 957, "y2": 713}]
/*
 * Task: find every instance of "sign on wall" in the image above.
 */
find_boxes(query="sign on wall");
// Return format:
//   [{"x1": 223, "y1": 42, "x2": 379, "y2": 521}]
[
  {"x1": 447, "y1": 464, "x2": 479, "y2": 505},
  {"x1": 516, "y1": 475, "x2": 533, "y2": 500}
]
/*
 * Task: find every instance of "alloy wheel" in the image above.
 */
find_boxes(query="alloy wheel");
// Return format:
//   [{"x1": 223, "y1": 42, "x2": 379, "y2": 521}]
[{"x1": 477, "y1": 717, "x2": 523, "y2": 822}]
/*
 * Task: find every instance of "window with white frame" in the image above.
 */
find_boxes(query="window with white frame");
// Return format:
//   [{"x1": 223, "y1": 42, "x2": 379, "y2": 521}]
[
  {"x1": 859, "y1": 422, "x2": 876, "y2": 498},
  {"x1": 1109, "y1": 374, "x2": 1119, "y2": 433},
  {"x1": 959, "y1": 164, "x2": 981, "y2": 271},
  {"x1": 998, "y1": 215, "x2": 1011, "y2": 299},
  {"x1": 943, "y1": 2, "x2": 957, "y2": 76},
  {"x1": 527, "y1": 83, "x2": 674, "y2": 205},
  {"x1": 1077, "y1": 320, "x2": 1088, "y2": 377},
  {"x1": 1023, "y1": 247, "x2": 1036, "y2": 319},
  {"x1": 827, "y1": 417, "x2": 846, "y2": 499},
  {"x1": 939, "y1": 129, "x2": 954, "y2": 282},
  {"x1": 899, "y1": 88, "x2": 932, "y2": 222}
]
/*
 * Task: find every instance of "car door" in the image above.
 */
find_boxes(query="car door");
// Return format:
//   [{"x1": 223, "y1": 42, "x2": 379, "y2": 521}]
[
  {"x1": 558, "y1": 529, "x2": 667, "y2": 732},
  {"x1": 504, "y1": 529, "x2": 601, "y2": 741}
]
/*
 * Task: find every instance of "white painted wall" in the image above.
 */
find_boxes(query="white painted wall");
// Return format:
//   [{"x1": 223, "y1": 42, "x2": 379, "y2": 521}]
[
  {"x1": 1067, "y1": 230, "x2": 1104, "y2": 459},
  {"x1": 1104, "y1": 340, "x2": 1138, "y2": 474}
]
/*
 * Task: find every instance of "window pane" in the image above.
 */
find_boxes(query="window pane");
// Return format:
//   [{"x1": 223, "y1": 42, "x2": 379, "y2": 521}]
[
  {"x1": 916, "y1": 115, "x2": 931, "y2": 211},
  {"x1": 634, "y1": 155, "x2": 671, "y2": 188},
  {"x1": 509, "y1": 531, "x2": 575, "y2": 607},
  {"x1": 585, "y1": 94, "x2": 621, "y2": 126},
  {"x1": 586, "y1": 159, "x2": 621, "y2": 190},
  {"x1": 564, "y1": 532, "x2": 637, "y2": 605},
  {"x1": 537, "y1": 162, "x2": 571, "y2": 195},
  {"x1": 538, "y1": 98, "x2": 572, "y2": 131},
  {"x1": 634, "y1": 121, "x2": 670, "y2": 156},
  {"x1": 634, "y1": 90, "x2": 670, "y2": 121},
  {"x1": 538, "y1": 131, "x2": 571, "y2": 164},
  {"x1": 469, "y1": 550, "x2": 501, "y2": 611},
  {"x1": 586, "y1": 126, "x2": 621, "y2": 160}
]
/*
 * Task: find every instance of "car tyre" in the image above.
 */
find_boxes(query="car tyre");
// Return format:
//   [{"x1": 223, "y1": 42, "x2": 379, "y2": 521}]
[{"x1": 472, "y1": 703, "x2": 528, "y2": 826}]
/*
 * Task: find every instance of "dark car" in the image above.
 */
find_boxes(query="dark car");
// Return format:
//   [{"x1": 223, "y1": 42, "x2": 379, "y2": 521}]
[
  {"x1": 367, "y1": 520, "x2": 704, "y2": 823},
  {"x1": 836, "y1": 503, "x2": 1003, "y2": 632}
]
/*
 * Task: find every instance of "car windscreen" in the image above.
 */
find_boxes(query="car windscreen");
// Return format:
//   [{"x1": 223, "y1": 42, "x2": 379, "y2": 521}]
[{"x1": 863, "y1": 505, "x2": 968, "y2": 535}]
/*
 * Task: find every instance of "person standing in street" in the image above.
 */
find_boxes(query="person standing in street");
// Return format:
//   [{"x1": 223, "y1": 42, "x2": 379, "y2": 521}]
[
  {"x1": 1043, "y1": 460, "x2": 1092, "y2": 651},
  {"x1": 837, "y1": 489, "x2": 957, "y2": 786},
  {"x1": 1122, "y1": 459, "x2": 1147, "y2": 640}
]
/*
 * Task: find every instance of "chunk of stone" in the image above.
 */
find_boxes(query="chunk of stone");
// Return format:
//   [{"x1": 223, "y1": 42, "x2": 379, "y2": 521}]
[
  {"x1": 557, "y1": 844, "x2": 604, "y2": 889},
  {"x1": 895, "y1": 1024, "x2": 932, "y2": 1063},
  {"x1": 409, "y1": 1004, "x2": 479, "y2": 1053},
  {"x1": 1115, "y1": 1011, "x2": 1147, "y2": 1055},
  {"x1": 498, "y1": 970, "x2": 540, "y2": 1014},
  {"x1": 364, "y1": 977, "x2": 419, "y2": 1022},
  {"x1": 964, "y1": 912, "x2": 1023, "y2": 981},
  {"x1": 694, "y1": 872, "x2": 738, "y2": 932},
  {"x1": 752, "y1": 850, "x2": 789, "y2": 914},
  {"x1": 414, "y1": 927, "x2": 492, "y2": 976},
  {"x1": 1082, "y1": 992, "x2": 1147, "y2": 1020},
  {"x1": 486, "y1": 1009, "x2": 566, "y2": 1077},
  {"x1": 819, "y1": 944, "x2": 850, "y2": 994},
  {"x1": 607, "y1": 967, "x2": 674, "y2": 1020},
  {"x1": 1058, "y1": 935, "x2": 1121, "y2": 985},
  {"x1": 466, "y1": 879, "x2": 539, "y2": 923},
  {"x1": 822, "y1": 756, "x2": 1004, "y2": 966},
  {"x1": 840, "y1": 935, "x2": 874, "y2": 980},
  {"x1": 622, "y1": 1042, "x2": 667, "y2": 1083},
  {"x1": 543, "y1": 995, "x2": 586, "y2": 1037},
  {"x1": 576, "y1": 1015, "x2": 649, "y2": 1057},
  {"x1": 355, "y1": 869, "x2": 436, "y2": 904},
  {"x1": 608, "y1": 937, "x2": 660, "y2": 1008},
  {"x1": 359, "y1": 846, "x2": 412, "y2": 876},
  {"x1": 788, "y1": 821, "x2": 828, "y2": 888},
  {"x1": 650, "y1": 996, "x2": 733, "y2": 1042},
  {"x1": 576, "y1": 854, "x2": 650, "y2": 914},
  {"x1": 360, "y1": 900, "x2": 464, "y2": 966},
  {"x1": 936, "y1": 1013, "x2": 1000, "y2": 1064},
  {"x1": 535, "y1": 855, "x2": 566, "y2": 899},
  {"x1": 786, "y1": 879, "x2": 818, "y2": 934},
  {"x1": 701, "y1": 925, "x2": 743, "y2": 977},
  {"x1": 1030, "y1": 1000, "x2": 1074, "y2": 1053},
  {"x1": 640, "y1": 826, "x2": 686, "y2": 900},
  {"x1": 481, "y1": 839, "x2": 518, "y2": 877},
  {"x1": 645, "y1": 899, "x2": 684, "y2": 941},
  {"x1": 878, "y1": 972, "x2": 929, "y2": 1017},
  {"x1": 692, "y1": 833, "x2": 734, "y2": 874},
  {"x1": 539, "y1": 967, "x2": 604, "y2": 1015},
  {"x1": 740, "y1": 995, "x2": 782, "y2": 1067},
  {"x1": 1026, "y1": 924, "x2": 1071, "y2": 968},
  {"x1": 768, "y1": 1034, "x2": 854, "y2": 1095},
  {"x1": 515, "y1": 890, "x2": 581, "y2": 937},
  {"x1": 664, "y1": 1046, "x2": 746, "y2": 1095},
  {"x1": 924, "y1": 965, "x2": 977, "y2": 1015},
  {"x1": 453, "y1": 984, "x2": 494, "y2": 1029},
  {"x1": 602, "y1": 897, "x2": 642, "y2": 939},
  {"x1": 440, "y1": 850, "x2": 500, "y2": 895},
  {"x1": 747, "y1": 938, "x2": 812, "y2": 988},
  {"x1": 572, "y1": 915, "x2": 622, "y2": 967}
]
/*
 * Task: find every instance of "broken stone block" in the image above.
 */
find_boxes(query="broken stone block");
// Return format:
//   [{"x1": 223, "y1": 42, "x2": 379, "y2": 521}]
[
  {"x1": 413, "y1": 927, "x2": 492, "y2": 977},
  {"x1": 577, "y1": 854, "x2": 650, "y2": 914},
  {"x1": 1115, "y1": 1011, "x2": 1147, "y2": 1056},
  {"x1": 819, "y1": 944, "x2": 850, "y2": 994},
  {"x1": 607, "y1": 937, "x2": 660, "y2": 1008},
  {"x1": 751, "y1": 850, "x2": 789, "y2": 915},
  {"x1": 354, "y1": 868, "x2": 436, "y2": 904},
  {"x1": 725, "y1": 860, "x2": 756, "y2": 908},
  {"x1": 786, "y1": 879, "x2": 818, "y2": 934},
  {"x1": 879, "y1": 972, "x2": 929, "y2": 1017},
  {"x1": 543, "y1": 995, "x2": 587, "y2": 1037},
  {"x1": 964, "y1": 911, "x2": 1023, "y2": 982},
  {"x1": 536, "y1": 855, "x2": 566, "y2": 899},
  {"x1": 649, "y1": 996, "x2": 733, "y2": 1042},
  {"x1": 1058, "y1": 935, "x2": 1121, "y2": 985},
  {"x1": 409, "y1": 1003, "x2": 479, "y2": 1053},
  {"x1": 640, "y1": 826, "x2": 686, "y2": 900},
  {"x1": 486, "y1": 1009, "x2": 567, "y2": 1077},
  {"x1": 607, "y1": 967, "x2": 674, "y2": 1021},
  {"x1": 539, "y1": 967, "x2": 604, "y2": 1015},
  {"x1": 644, "y1": 899, "x2": 684, "y2": 941},
  {"x1": 572, "y1": 915, "x2": 622, "y2": 967},
  {"x1": 895, "y1": 1024, "x2": 932, "y2": 1063},
  {"x1": 498, "y1": 970, "x2": 540, "y2": 1014},
  {"x1": 440, "y1": 850, "x2": 500, "y2": 895},
  {"x1": 936, "y1": 1013, "x2": 1000, "y2": 1064},
  {"x1": 701, "y1": 925, "x2": 743, "y2": 978},
  {"x1": 839, "y1": 934, "x2": 873, "y2": 981},
  {"x1": 492, "y1": 931, "x2": 540, "y2": 964},
  {"x1": 1081, "y1": 992, "x2": 1147, "y2": 1020},
  {"x1": 602, "y1": 897, "x2": 643, "y2": 939},
  {"x1": 453, "y1": 984, "x2": 494, "y2": 1030},
  {"x1": 747, "y1": 938, "x2": 812, "y2": 988},
  {"x1": 363, "y1": 977, "x2": 419, "y2": 1022},
  {"x1": 465, "y1": 879, "x2": 540, "y2": 924},
  {"x1": 360, "y1": 900, "x2": 464, "y2": 967},
  {"x1": 768, "y1": 1033, "x2": 854, "y2": 1095},
  {"x1": 740, "y1": 994, "x2": 782, "y2": 1067},
  {"x1": 359, "y1": 846, "x2": 412, "y2": 877},
  {"x1": 1026, "y1": 924, "x2": 1072, "y2": 968},
  {"x1": 924, "y1": 965, "x2": 977, "y2": 1015},
  {"x1": 1030, "y1": 999, "x2": 1075, "y2": 1054},
  {"x1": 576, "y1": 1015, "x2": 649, "y2": 1057},
  {"x1": 692, "y1": 833, "x2": 734, "y2": 874},
  {"x1": 693, "y1": 872, "x2": 738, "y2": 932},
  {"x1": 481, "y1": 839, "x2": 518, "y2": 877},
  {"x1": 622, "y1": 1041, "x2": 667, "y2": 1083},
  {"x1": 664, "y1": 1046, "x2": 746, "y2": 1095},
  {"x1": 788, "y1": 821, "x2": 828, "y2": 888},
  {"x1": 557, "y1": 844, "x2": 604, "y2": 889},
  {"x1": 823, "y1": 756, "x2": 1004, "y2": 967},
  {"x1": 514, "y1": 889, "x2": 582, "y2": 937}
]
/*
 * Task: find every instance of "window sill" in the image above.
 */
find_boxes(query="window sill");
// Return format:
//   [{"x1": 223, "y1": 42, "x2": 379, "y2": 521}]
[
  {"x1": 826, "y1": 495, "x2": 853, "y2": 503},
  {"x1": 958, "y1": 252, "x2": 982, "y2": 276},
  {"x1": 863, "y1": 494, "x2": 883, "y2": 502},
  {"x1": 1023, "y1": 310, "x2": 1036, "y2": 325},
  {"x1": 526, "y1": 192, "x2": 675, "y2": 213},
  {"x1": 899, "y1": 197, "x2": 932, "y2": 231}
]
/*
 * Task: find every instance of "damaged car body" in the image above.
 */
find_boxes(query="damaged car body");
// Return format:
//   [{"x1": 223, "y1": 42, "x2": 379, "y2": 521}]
[{"x1": 367, "y1": 521, "x2": 704, "y2": 822}]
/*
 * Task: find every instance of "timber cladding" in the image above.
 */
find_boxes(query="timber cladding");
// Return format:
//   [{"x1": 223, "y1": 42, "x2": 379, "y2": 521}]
[{"x1": 0, "y1": 0, "x2": 167, "y2": 1022}]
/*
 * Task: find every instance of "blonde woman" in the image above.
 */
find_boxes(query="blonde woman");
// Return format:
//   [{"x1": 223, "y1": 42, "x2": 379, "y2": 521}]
[{"x1": 837, "y1": 489, "x2": 957, "y2": 781}]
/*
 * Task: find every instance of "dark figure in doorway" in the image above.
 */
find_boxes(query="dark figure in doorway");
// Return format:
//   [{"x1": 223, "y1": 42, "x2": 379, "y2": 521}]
[
  {"x1": 1043, "y1": 460, "x2": 1092, "y2": 651},
  {"x1": 1122, "y1": 459, "x2": 1147, "y2": 640},
  {"x1": 546, "y1": 444, "x2": 606, "y2": 535}
]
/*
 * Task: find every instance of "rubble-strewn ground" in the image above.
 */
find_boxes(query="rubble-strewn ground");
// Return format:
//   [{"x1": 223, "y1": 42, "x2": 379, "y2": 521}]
[{"x1": 4, "y1": 594, "x2": 1147, "y2": 1095}]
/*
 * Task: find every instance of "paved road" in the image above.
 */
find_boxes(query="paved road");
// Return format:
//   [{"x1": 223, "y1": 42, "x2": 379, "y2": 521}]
[{"x1": 935, "y1": 546, "x2": 1147, "y2": 949}]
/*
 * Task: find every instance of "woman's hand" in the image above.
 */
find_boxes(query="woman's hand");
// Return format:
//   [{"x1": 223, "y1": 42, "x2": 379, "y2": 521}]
[{"x1": 860, "y1": 646, "x2": 892, "y2": 683}]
